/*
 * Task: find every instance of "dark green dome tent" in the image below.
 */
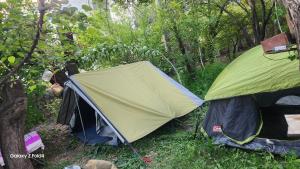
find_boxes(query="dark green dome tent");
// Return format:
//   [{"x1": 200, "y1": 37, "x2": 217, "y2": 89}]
[{"x1": 203, "y1": 45, "x2": 300, "y2": 155}]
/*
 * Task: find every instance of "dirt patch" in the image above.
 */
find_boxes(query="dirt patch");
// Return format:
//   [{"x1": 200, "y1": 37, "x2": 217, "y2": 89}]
[{"x1": 30, "y1": 122, "x2": 91, "y2": 168}]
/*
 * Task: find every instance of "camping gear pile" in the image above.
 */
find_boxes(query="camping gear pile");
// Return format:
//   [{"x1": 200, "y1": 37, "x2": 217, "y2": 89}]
[
  {"x1": 57, "y1": 61, "x2": 204, "y2": 146},
  {"x1": 43, "y1": 61, "x2": 80, "y2": 97},
  {"x1": 0, "y1": 131, "x2": 44, "y2": 166},
  {"x1": 42, "y1": 69, "x2": 65, "y2": 97},
  {"x1": 203, "y1": 43, "x2": 300, "y2": 155}
]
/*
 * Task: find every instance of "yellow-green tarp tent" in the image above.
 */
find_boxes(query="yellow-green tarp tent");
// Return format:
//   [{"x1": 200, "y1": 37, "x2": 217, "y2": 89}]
[
  {"x1": 65, "y1": 61, "x2": 203, "y2": 143},
  {"x1": 205, "y1": 45, "x2": 300, "y2": 101}
]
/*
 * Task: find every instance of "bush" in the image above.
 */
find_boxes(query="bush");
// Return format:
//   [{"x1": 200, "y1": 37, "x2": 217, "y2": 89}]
[
  {"x1": 185, "y1": 62, "x2": 226, "y2": 97},
  {"x1": 25, "y1": 84, "x2": 47, "y2": 130},
  {"x1": 25, "y1": 83, "x2": 61, "y2": 130}
]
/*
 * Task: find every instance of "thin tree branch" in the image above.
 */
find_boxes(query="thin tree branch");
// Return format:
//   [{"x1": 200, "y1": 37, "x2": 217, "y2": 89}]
[
  {"x1": 260, "y1": 0, "x2": 266, "y2": 24},
  {"x1": 211, "y1": 0, "x2": 230, "y2": 37},
  {"x1": 262, "y1": 1, "x2": 275, "y2": 39},
  {"x1": 215, "y1": 2, "x2": 254, "y2": 46},
  {"x1": 0, "y1": 0, "x2": 46, "y2": 86},
  {"x1": 265, "y1": 1, "x2": 275, "y2": 24},
  {"x1": 215, "y1": 3, "x2": 245, "y2": 26},
  {"x1": 234, "y1": 0, "x2": 250, "y2": 15}
]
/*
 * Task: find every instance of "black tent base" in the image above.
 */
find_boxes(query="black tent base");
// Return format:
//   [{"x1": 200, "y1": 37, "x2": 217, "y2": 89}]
[{"x1": 213, "y1": 135, "x2": 300, "y2": 156}]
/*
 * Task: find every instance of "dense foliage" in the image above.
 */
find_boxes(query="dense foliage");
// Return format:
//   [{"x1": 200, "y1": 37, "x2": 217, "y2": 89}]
[{"x1": 1, "y1": 0, "x2": 287, "y2": 84}]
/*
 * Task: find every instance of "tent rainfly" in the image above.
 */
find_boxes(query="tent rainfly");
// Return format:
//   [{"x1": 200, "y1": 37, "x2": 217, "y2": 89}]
[
  {"x1": 203, "y1": 45, "x2": 300, "y2": 155},
  {"x1": 58, "y1": 61, "x2": 204, "y2": 145}
]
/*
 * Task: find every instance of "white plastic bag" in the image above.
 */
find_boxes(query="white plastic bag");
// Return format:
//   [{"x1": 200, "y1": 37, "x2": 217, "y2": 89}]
[
  {"x1": 64, "y1": 165, "x2": 81, "y2": 169},
  {"x1": 42, "y1": 69, "x2": 53, "y2": 82}
]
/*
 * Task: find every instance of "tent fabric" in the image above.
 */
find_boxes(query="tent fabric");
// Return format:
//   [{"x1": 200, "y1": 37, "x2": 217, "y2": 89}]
[
  {"x1": 64, "y1": 81, "x2": 126, "y2": 143},
  {"x1": 203, "y1": 96, "x2": 261, "y2": 144},
  {"x1": 205, "y1": 45, "x2": 300, "y2": 101},
  {"x1": 254, "y1": 87, "x2": 300, "y2": 107},
  {"x1": 57, "y1": 87, "x2": 77, "y2": 125},
  {"x1": 214, "y1": 135, "x2": 300, "y2": 156},
  {"x1": 68, "y1": 61, "x2": 203, "y2": 143},
  {"x1": 203, "y1": 45, "x2": 300, "y2": 155},
  {"x1": 276, "y1": 96, "x2": 300, "y2": 105}
]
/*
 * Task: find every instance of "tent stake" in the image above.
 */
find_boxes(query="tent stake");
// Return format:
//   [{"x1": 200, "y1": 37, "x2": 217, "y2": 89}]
[{"x1": 126, "y1": 141, "x2": 148, "y2": 167}]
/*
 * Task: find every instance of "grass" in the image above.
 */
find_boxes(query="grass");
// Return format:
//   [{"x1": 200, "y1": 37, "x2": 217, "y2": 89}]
[
  {"x1": 41, "y1": 62, "x2": 300, "y2": 168},
  {"x1": 45, "y1": 110, "x2": 300, "y2": 169}
]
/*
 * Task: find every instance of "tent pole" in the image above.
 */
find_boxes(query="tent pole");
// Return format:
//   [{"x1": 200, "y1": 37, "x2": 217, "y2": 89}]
[
  {"x1": 74, "y1": 90, "x2": 87, "y2": 144},
  {"x1": 67, "y1": 78, "x2": 127, "y2": 142},
  {"x1": 193, "y1": 106, "x2": 203, "y2": 139}
]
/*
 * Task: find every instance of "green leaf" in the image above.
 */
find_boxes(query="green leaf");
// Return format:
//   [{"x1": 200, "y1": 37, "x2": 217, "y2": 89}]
[
  {"x1": 82, "y1": 4, "x2": 92, "y2": 12},
  {"x1": 8, "y1": 56, "x2": 15, "y2": 65},
  {"x1": 29, "y1": 85, "x2": 37, "y2": 92},
  {"x1": 0, "y1": 56, "x2": 7, "y2": 63}
]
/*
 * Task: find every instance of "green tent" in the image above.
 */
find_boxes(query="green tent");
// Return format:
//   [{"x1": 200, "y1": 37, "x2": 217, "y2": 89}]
[
  {"x1": 205, "y1": 45, "x2": 300, "y2": 100},
  {"x1": 203, "y1": 45, "x2": 300, "y2": 156}
]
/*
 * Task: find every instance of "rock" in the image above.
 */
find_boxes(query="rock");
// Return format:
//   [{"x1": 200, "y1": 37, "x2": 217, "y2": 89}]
[{"x1": 84, "y1": 160, "x2": 117, "y2": 169}]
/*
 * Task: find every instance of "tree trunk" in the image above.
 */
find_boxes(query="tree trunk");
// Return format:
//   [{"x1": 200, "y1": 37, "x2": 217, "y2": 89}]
[
  {"x1": 171, "y1": 19, "x2": 195, "y2": 77},
  {"x1": 0, "y1": 81, "x2": 34, "y2": 169},
  {"x1": 261, "y1": 1, "x2": 275, "y2": 40},
  {"x1": 248, "y1": 0, "x2": 261, "y2": 43},
  {"x1": 232, "y1": 38, "x2": 239, "y2": 58},
  {"x1": 286, "y1": 14, "x2": 296, "y2": 40},
  {"x1": 104, "y1": 0, "x2": 113, "y2": 34},
  {"x1": 198, "y1": 46, "x2": 205, "y2": 70},
  {"x1": 242, "y1": 27, "x2": 254, "y2": 47},
  {"x1": 161, "y1": 33, "x2": 183, "y2": 84},
  {"x1": 281, "y1": 0, "x2": 300, "y2": 61},
  {"x1": 236, "y1": 0, "x2": 274, "y2": 43},
  {"x1": 216, "y1": 3, "x2": 254, "y2": 47},
  {"x1": 156, "y1": 0, "x2": 183, "y2": 83}
]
